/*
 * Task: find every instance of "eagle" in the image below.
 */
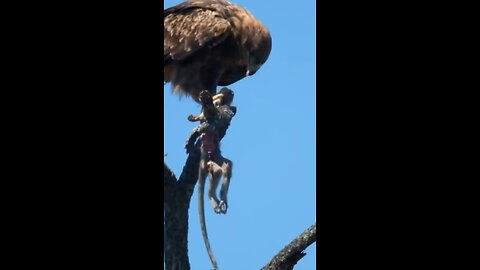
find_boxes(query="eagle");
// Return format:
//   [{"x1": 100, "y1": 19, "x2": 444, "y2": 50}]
[{"x1": 164, "y1": 0, "x2": 272, "y2": 102}]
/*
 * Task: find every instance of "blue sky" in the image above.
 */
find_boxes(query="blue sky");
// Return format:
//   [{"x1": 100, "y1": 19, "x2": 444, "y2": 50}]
[{"x1": 164, "y1": 1, "x2": 316, "y2": 269}]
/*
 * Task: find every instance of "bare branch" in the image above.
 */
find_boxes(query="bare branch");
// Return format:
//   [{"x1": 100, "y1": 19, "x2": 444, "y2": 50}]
[
  {"x1": 261, "y1": 223, "x2": 317, "y2": 270},
  {"x1": 163, "y1": 150, "x2": 200, "y2": 270},
  {"x1": 164, "y1": 163, "x2": 176, "y2": 202}
]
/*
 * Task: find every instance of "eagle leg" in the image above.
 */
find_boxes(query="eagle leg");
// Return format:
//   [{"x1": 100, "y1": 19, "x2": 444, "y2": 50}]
[{"x1": 187, "y1": 91, "x2": 217, "y2": 122}]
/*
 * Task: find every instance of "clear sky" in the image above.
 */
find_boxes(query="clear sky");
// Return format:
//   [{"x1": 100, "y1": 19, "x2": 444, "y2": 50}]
[{"x1": 164, "y1": 1, "x2": 316, "y2": 269}]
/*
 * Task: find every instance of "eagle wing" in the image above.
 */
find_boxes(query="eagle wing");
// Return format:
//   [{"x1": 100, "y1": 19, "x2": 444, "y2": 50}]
[{"x1": 164, "y1": 2, "x2": 232, "y2": 63}]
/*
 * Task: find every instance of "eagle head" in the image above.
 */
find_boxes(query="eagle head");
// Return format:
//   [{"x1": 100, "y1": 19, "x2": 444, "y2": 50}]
[{"x1": 246, "y1": 26, "x2": 272, "y2": 76}]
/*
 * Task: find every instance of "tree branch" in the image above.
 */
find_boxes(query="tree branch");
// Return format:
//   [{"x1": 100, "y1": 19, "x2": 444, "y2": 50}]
[
  {"x1": 163, "y1": 149, "x2": 200, "y2": 270},
  {"x1": 261, "y1": 223, "x2": 317, "y2": 270}
]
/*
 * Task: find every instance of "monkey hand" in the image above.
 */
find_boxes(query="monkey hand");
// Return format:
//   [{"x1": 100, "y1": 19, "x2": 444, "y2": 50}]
[{"x1": 187, "y1": 114, "x2": 199, "y2": 122}]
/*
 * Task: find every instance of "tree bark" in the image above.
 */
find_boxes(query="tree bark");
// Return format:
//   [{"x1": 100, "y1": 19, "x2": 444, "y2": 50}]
[{"x1": 164, "y1": 149, "x2": 200, "y2": 270}]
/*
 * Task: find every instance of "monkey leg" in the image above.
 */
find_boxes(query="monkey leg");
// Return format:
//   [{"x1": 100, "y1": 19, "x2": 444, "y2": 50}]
[
  {"x1": 218, "y1": 157, "x2": 233, "y2": 214},
  {"x1": 207, "y1": 160, "x2": 223, "y2": 213}
]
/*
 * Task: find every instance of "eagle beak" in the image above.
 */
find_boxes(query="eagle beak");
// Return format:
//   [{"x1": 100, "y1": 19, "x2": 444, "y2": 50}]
[{"x1": 246, "y1": 65, "x2": 259, "y2": 76}]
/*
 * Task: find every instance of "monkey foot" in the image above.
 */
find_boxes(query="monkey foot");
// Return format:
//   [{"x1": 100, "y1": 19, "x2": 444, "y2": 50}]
[{"x1": 218, "y1": 200, "x2": 227, "y2": 214}]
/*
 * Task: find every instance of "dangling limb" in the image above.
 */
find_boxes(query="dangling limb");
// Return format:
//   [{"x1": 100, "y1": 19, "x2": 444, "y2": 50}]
[
  {"x1": 218, "y1": 157, "x2": 232, "y2": 214},
  {"x1": 207, "y1": 160, "x2": 222, "y2": 213}
]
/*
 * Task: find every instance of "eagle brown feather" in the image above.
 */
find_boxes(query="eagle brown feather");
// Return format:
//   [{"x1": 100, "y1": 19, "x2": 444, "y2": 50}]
[{"x1": 164, "y1": 0, "x2": 272, "y2": 102}]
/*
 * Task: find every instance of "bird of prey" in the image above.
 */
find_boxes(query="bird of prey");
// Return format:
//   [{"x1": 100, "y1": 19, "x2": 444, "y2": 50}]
[{"x1": 164, "y1": 0, "x2": 272, "y2": 103}]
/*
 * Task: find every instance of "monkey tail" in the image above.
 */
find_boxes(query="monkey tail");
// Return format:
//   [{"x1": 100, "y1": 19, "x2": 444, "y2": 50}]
[{"x1": 199, "y1": 179, "x2": 219, "y2": 270}]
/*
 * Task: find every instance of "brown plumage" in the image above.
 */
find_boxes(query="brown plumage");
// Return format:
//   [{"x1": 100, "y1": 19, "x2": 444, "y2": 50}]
[{"x1": 164, "y1": 0, "x2": 272, "y2": 102}]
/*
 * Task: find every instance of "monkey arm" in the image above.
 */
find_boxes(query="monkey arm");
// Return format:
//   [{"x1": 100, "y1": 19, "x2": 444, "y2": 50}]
[{"x1": 187, "y1": 114, "x2": 205, "y2": 122}]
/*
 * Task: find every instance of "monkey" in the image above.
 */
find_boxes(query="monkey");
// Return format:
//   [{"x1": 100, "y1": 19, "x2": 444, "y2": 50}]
[
  {"x1": 185, "y1": 89, "x2": 236, "y2": 270},
  {"x1": 186, "y1": 89, "x2": 235, "y2": 213}
]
